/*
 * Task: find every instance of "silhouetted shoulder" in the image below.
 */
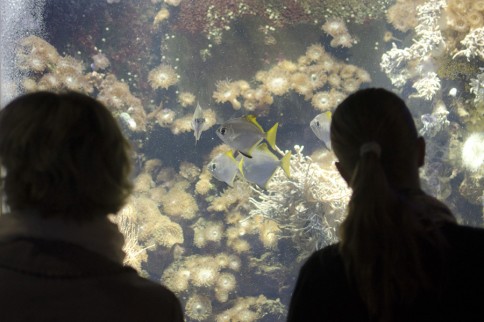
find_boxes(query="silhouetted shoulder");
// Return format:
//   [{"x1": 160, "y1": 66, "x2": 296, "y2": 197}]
[{"x1": 287, "y1": 244, "x2": 367, "y2": 322}]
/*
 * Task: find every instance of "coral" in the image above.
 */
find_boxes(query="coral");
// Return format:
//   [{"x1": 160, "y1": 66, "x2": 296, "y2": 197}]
[
  {"x1": 249, "y1": 146, "x2": 349, "y2": 259},
  {"x1": 179, "y1": 162, "x2": 201, "y2": 182},
  {"x1": 470, "y1": 68, "x2": 484, "y2": 104},
  {"x1": 453, "y1": 27, "x2": 484, "y2": 61},
  {"x1": 148, "y1": 64, "x2": 179, "y2": 89},
  {"x1": 381, "y1": 0, "x2": 446, "y2": 100},
  {"x1": 113, "y1": 204, "x2": 148, "y2": 272}
]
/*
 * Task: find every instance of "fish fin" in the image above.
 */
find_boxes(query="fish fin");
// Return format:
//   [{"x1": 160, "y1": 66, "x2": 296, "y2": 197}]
[
  {"x1": 245, "y1": 115, "x2": 265, "y2": 133},
  {"x1": 265, "y1": 122, "x2": 278, "y2": 150},
  {"x1": 237, "y1": 158, "x2": 245, "y2": 178},
  {"x1": 280, "y1": 151, "x2": 291, "y2": 178},
  {"x1": 240, "y1": 150, "x2": 253, "y2": 158},
  {"x1": 225, "y1": 150, "x2": 237, "y2": 161}
]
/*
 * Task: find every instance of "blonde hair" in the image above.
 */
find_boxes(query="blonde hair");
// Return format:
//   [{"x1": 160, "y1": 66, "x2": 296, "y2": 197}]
[
  {"x1": 330, "y1": 88, "x2": 453, "y2": 320},
  {"x1": 0, "y1": 91, "x2": 133, "y2": 219}
]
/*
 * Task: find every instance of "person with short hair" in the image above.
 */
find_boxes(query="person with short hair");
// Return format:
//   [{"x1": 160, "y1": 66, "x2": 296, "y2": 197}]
[
  {"x1": 0, "y1": 91, "x2": 184, "y2": 322},
  {"x1": 287, "y1": 88, "x2": 484, "y2": 322}
]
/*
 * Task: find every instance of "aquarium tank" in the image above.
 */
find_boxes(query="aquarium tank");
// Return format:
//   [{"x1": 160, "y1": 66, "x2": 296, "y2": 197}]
[{"x1": 1, "y1": 0, "x2": 483, "y2": 320}]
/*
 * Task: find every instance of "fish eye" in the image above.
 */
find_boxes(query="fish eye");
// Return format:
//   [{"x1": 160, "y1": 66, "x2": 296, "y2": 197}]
[
  {"x1": 316, "y1": 121, "x2": 320, "y2": 127},
  {"x1": 210, "y1": 163, "x2": 216, "y2": 170},
  {"x1": 219, "y1": 127, "x2": 226, "y2": 135}
]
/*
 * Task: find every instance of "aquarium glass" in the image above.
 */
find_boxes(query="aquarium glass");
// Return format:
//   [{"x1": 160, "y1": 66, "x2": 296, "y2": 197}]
[{"x1": 1, "y1": 0, "x2": 483, "y2": 321}]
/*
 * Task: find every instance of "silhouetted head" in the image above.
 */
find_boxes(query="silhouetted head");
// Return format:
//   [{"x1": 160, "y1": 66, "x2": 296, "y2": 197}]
[
  {"x1": 330, "y1": 88, "x2": 424, "y2": 189},
  {"x1": 0, "y1": 91, "x2": 133, "y2": 220}
]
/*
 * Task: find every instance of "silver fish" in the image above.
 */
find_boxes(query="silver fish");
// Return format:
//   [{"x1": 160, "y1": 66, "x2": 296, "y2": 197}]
[
  {"x1": 216, "y1": 115, "x2": 278, "y2": 158},
  {"x1": 191, "y1": 103, "x2": 206, "y2": 143},
  {"x1": 310, "y1": 111, "x2": 332, "y2": 150},
  {"x1": 240, "y1": 143, "x2": 291, "y2": 188},
  {"x1": 207, "y1": 151, "x2": 242, "y2": 186}
]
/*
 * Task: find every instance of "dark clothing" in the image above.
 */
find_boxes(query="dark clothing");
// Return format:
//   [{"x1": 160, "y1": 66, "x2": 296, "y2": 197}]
[
  {"x1": 287, "y1": 223, "x2": 484, "y2": 322},
  {"x1": 0, "y1": 237, "x2": 184, "y2": 322}
]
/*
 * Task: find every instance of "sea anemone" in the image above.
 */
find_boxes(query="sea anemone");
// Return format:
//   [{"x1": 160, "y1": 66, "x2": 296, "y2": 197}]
[
  {"x1": 327, "y1": 73, "x2": 342, "y2": 88},
  {"x1": 342, "y1": 78, "x2": 361, "y2": 94},
  {"x1": 311, "y1": 91, "x2": 334, "y2": 111},
  {"x1": 473, "y1": 0, "x2": 484, "y2": 11},
  {"x1": 462, "y1": 132, "x2": 484, "y2": 173},
  {"x1": 216, "y1": 272, "x2": 237, "y2": 292},
  {"x1": 263, "y1": 70, "x2": 291, "y2": 96},
  {"x1": 339, "y1": 64, "x2": 358, "y2": 79},
  {"x1": 259, "y1": 220, "x2": 280, "y2": 249},
  {"x1": 227, "y1": 254, "x2": 241, "y2": 271},
  {"x1": 92, "y1": 52, "x2": 110, "y2": 70},
  {"x1": 165, "y1": 0, "x2": 181, "y2": 6},
  {"x1": 192, "y1": 260, "x2": 220, "y2": 286},
  {"x1": 466, "y1": 11, "x2": 484, "y2": 28},
  {"x1": 178, "y1": 91, "x2": 196, "y2": 107},
  {"x1": 148, "y1": 64, "x2": 179, "y2": 89},
  {"x1": 185, "y1": 294, "x2": 212, "y2": 321},
  {"x1": 37, "y1": 73, "x2": 61, "y2": 90},
  {"x1": 330, "y1": 33, "x2": 355, "y2": 48},
  {"x1": 291, "y1": 73, "x2": 314, "y2": 99},
  {"x1": 307, "y1": 68, "x2": 328, "y2": 89},
  {"x1": 204, "y1": 221, "x2": 224, "y2": 243},
  {"x1": 153, "y1": 7, "x2": 170, "y2": 26},
  {"x1": 355, "y1": 69, "x2": 372, "y2": 83},
  {"x1": 321, "y1": 18, "x2": 348, "y2": 36},
  {"x1": 213, "y1": 80, "x2": 241, "y2": 109},
  {"x1": 305, "y1": 44, "x2": 326, "y2": 62},
  {"x1": 22, "y1": 78, "x2": 37, "y2": 92},
  {"x1": 155, "y1": 108, "x2": 176, "y2": 127},
  {"x1": 277, "y1": 59, "x2": 298, "y2": 73},
  {"x1": 386, "y1": 2, "x2": 418, "y2": 32},
  {"x1": 253, "y1": 87, "x2": 274, "y2": 105}
]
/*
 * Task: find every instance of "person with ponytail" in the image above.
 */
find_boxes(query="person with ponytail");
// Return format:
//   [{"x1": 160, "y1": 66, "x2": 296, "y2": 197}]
[{"x1": 287, "y1": 88, "x2": 484, "y2": 322}]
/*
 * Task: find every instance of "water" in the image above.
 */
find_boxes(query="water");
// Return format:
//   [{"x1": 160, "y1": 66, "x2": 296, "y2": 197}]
[{"x1": 1, "y1": 0, "x2": 483, "y2": 320}]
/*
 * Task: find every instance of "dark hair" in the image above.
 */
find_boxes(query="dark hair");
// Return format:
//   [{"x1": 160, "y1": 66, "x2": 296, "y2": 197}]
[
  {"x1": 0, "y1": 91, "x2": 133, "y2": 219},
  {"x1": 330, "y1": 88, "x2": 453, "y2": 320}
]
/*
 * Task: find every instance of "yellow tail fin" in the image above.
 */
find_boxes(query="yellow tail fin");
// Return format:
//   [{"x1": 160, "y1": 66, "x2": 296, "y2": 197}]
[
  {"x1": 265, "y1": 122, "x2": 278, "y2": 150},
  {"x1": 280, "y1": 151, "x2": 291, "y2": 178}
]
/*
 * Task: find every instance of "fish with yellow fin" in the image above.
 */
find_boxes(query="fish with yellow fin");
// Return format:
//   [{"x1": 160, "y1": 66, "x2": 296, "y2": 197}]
[
  {"x1": 216, "y1": 115, "x2": 278, "y2": 158},
  {"x1": 240, "y1": 143, "x2": 291, "y2": 188},
  {"x1": 191, "y1": 103, "x2": 206, "y2": 143},
  {"x1": 207, "y1": 150, "x2": 242, "y2": 187},
  {"x1": 310, "y1": 111, "x2": 332, "y2": 150}
]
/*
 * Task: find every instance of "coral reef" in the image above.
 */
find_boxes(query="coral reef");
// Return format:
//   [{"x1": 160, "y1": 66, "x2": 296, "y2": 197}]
[
  {"x1": 249, "y1": 146, "x2": 350, "y2": 259},
  {"x1": 381, "y1": 0, "x2": 446, "y2": 100}
]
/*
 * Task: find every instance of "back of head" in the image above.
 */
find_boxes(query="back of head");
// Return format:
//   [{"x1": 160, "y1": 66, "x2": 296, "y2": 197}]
[
  {"x1": 330, "y1": 88, "x2": 419, "y2": 187},
  {"x1": 0, "y1": 91, "x2": 133, "y2": 220},
  {"x1": 330, "y1": 88, "x2": 452, "y2": 320}
]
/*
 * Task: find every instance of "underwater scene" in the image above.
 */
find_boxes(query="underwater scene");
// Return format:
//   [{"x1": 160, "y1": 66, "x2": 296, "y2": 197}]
[{"x1": 1, "y1": 0, "x2": 483, "y2": 320}]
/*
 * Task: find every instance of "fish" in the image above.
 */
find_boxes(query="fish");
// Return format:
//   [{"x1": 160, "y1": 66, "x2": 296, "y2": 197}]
[
  {"x1": 207, "y1": 150, "x2": 242, "y2": 187},
  {"x1": 216, "y1": 115, "x2": 278, "y2": 158},
  {"x1": 310, "y1": 111, "x2": 332, "y2": 150},
  {"x1": 240, "y1": 143, "x2": 291, "y2": 188},
  {"x1": 191, "y1": 103, "x2": 206, "y2": 143}
]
